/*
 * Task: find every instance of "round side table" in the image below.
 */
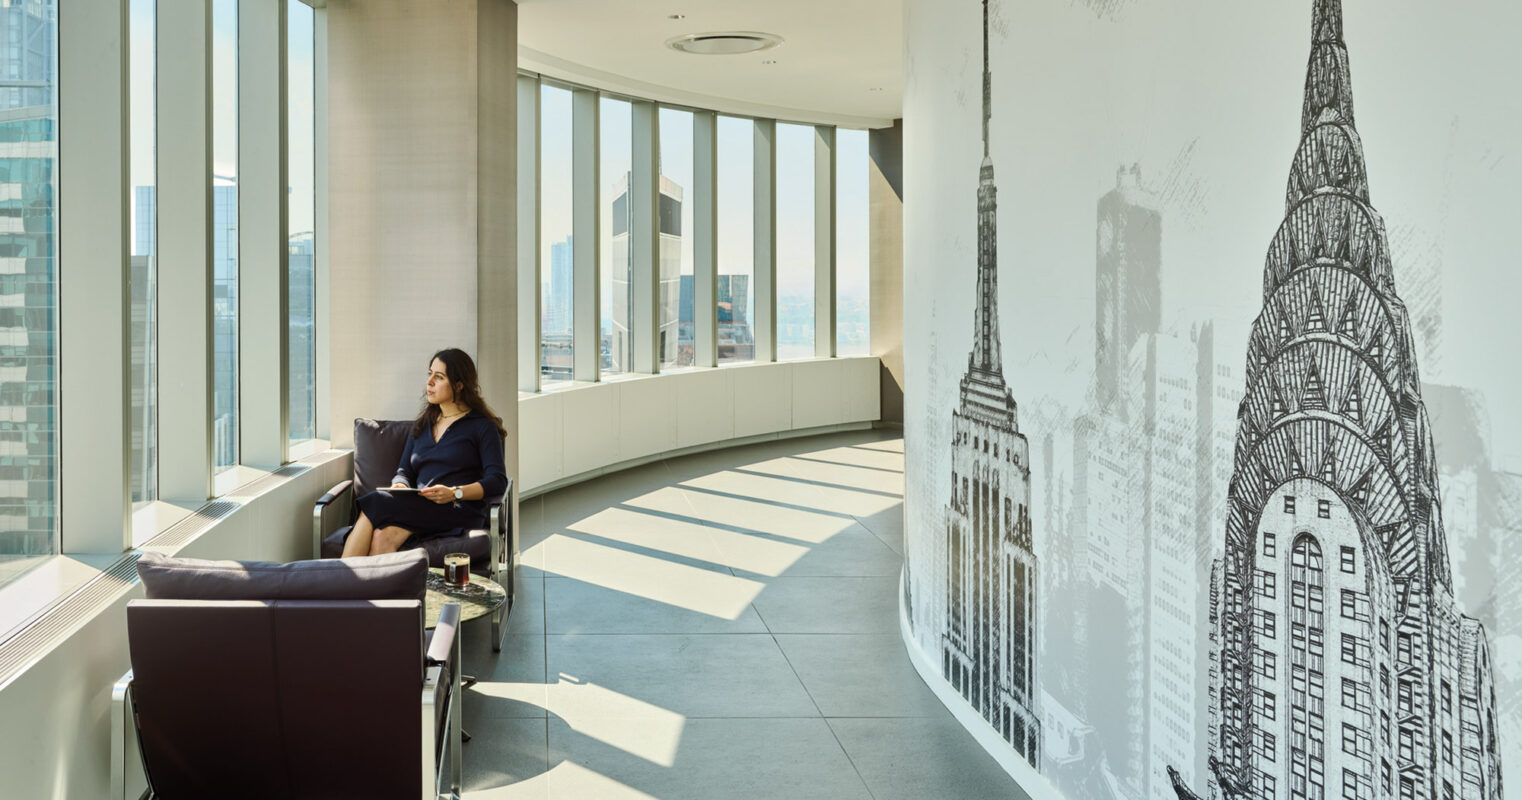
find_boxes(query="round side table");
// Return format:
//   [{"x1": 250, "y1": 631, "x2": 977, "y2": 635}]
[{"x1": 425, "y1": 567, "x2": 507, "y2": 629}]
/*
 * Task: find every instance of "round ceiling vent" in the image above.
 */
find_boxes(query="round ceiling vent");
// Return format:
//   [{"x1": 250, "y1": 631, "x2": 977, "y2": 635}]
[{"x1": 666, "y1": 32, "x2": 783, "y2": 56}]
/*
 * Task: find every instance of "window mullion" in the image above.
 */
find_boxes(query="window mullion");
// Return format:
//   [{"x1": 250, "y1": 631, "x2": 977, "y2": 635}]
[
  {"x1": 59, "y1": 0, "x2": 132, "y2": 553},
  {"x1": 154, "y1": 0, "x2": 214, "y2": 503},
  {"x1": 237, "y1": 0, "x2": 289, "y2": 467},
  {"x1": 571, "y1": 88, "x2": 600, "y2": 383}
]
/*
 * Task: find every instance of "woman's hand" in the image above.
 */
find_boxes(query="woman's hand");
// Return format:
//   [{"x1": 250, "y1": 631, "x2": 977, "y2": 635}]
[
  {"x1": 390, "y1": 482, "x2": 409, "y2": 489},
  {"x1": 419, "y1": 484, "x2": 457, "y2": 504}
]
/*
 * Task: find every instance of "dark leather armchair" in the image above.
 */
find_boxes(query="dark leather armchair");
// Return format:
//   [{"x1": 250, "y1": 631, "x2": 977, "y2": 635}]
[
  {"x1": 314, "y1": 418, "x2": 516, "y2": 651},
  {"x1": 111, "y1": 550, "x2": 462, "y2": 800}
]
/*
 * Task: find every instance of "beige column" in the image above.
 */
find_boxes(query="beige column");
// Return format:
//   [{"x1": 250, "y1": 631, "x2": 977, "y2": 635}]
[
  {"x1": 326, "y1": 0, "x2": 518, "y2": 500},
  {"x1": 870, "y1": 120, "x2": 904, "y2": 423}
]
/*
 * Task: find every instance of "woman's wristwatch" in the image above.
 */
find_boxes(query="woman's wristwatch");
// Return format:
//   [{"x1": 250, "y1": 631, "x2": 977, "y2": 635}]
[{"x1": 452, "y1": 486, "x2": 464, "y2": 500}]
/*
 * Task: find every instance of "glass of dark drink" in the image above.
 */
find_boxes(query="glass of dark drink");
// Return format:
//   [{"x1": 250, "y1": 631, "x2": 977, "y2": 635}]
[{"x1": 443, "y1": 553, "x2": 470, "y2": 587}]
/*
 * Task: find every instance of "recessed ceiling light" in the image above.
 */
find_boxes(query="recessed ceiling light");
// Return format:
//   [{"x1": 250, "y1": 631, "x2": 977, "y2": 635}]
[
  {"x1": 868, "y1": 87, "x2": 883, "y2": 92},
  {"x1": 761, "y1": 59, "x2": 777, "y2": 65},
  {"x1": 666, "y1": 31, "x2": 784, "y2": 56},
  {"x1": 668, "y1": 14, "x2": 685, "y2": 20}
]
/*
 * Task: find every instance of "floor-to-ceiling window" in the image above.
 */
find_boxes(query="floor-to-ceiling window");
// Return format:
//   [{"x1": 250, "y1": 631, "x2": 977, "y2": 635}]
[
  {"x1": 517, "y1": 81, "x2": 873, "y2": 383},
  {"x1": 600, "y1": 96, "x2": 632, "y2": 376},
  {"x1": 129, "y1": 0, "x2": 157, "y2": 507},
  {"x1": 0, "y1": 0, "x2": 59, "y2": 587},
  {"x1": 212, "y1": 0, "x2": 238, "y2": 471},
  {"x1": 775, "y1": 122, "x2": 815, "y2": 360},
  {"x1": 286, "y1": 0, "x2": 315, "y2": 444},
  {"x1": 540, "y1": 84, "x2": 573, "y2": 383},
  {"x1": 716, "y1": 114, "x2": 754, "y2": 364},
  {"x1": 658, "y1": 107, "x2": 693, "y2": 369},
  {"x1": 836, "y1": 128, "x2": 869, "y2": 356}
]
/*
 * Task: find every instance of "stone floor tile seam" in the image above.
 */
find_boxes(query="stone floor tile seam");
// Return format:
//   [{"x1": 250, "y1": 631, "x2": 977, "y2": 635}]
[
  {"x1": 768, "y1": 629, "x2": 829, "y2": 721},
  {"x1": 820, "y1": 714, "x2": 882, "y2": 800}
]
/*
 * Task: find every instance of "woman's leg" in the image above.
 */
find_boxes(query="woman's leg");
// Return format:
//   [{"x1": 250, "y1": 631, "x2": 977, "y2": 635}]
[
  {"x1": 369, "y1": 525, "x2": 414, "y2": 555},
  {"x1": 340, "y1": 511, "x2": 376, "y2": 558}
]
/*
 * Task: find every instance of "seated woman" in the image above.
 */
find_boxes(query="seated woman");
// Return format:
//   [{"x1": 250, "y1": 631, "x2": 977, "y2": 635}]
[{"x1": 341, "y1": 348, "x2": 508, "y2": 558}]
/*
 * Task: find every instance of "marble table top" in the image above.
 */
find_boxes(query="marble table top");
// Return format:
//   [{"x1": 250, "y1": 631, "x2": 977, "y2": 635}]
[{"x1": 425, "y1": 567, "x2": 506, "y2": 629}]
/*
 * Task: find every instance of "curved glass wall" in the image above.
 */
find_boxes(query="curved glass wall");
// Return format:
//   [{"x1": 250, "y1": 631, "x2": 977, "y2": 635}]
[{"x1": 520, "y1": 83, "x2": 872, "y2": 382}]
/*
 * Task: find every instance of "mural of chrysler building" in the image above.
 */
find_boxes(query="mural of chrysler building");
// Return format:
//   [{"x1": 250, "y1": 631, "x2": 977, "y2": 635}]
[
  {"x1": 1170, "y1": 2, "x2": 1503, "y2": 799},
  {"x1": 941, "y1": 0, "x2": 1040, "y2": 768}
]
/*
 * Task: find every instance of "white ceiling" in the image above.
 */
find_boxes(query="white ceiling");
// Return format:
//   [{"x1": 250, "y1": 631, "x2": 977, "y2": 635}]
[{"x1": 517, "y1": 0, "x2": 904, "y2": 129}]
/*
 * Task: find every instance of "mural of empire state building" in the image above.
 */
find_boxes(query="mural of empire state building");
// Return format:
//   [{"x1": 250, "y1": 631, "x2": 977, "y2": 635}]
[
  {"x1": 941, "y1": 0, "x2": 1039, "y2": 768},
  {"x1": 1171, "y1": 2, "x2": 1503, "y2": 799}
]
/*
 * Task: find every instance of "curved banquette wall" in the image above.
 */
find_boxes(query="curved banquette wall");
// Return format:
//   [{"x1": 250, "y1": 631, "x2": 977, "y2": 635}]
[
  {"x1": 518, "y1": 357, "x2": 882, "y2": 496},
  {"x1": 900, "y1": 1, "x2": 1521, "y2": 798}
]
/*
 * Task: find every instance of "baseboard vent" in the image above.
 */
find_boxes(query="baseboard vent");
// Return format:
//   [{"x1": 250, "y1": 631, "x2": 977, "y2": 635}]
[
  {"x1": 0, "y1": 553, "x2": 141, "y2": 687},
  {"x1": 231, "y1": 464, "x2": 310, "y2": 497},
  {"x1": 143, "y1": 501, "x2": 240, "y2": 549}
]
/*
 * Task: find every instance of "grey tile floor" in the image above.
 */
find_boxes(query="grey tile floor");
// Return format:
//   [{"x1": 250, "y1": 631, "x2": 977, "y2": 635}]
[{"x1": 457, "y1": 430, "x2": 1026, "y2": 800}]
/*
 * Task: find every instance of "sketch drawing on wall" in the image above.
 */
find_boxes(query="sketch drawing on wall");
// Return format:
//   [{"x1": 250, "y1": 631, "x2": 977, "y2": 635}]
[
  {"x1": 1169, "y1": 1, "x2": 1503, "y2": 798},
  {"x1": 939, "y1": 0, "x2": 1040, "y2": 768}
]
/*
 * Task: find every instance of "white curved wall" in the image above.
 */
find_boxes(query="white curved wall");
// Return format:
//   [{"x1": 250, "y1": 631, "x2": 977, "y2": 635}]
[{"x1": 518, "y1": 357, "x2": 881, "y2": 495}]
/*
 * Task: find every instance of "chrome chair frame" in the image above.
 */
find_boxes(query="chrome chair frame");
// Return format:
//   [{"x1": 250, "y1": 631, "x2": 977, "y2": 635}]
[{"x1": 314, "y1": 476, "x2": 517, "y2": 652}]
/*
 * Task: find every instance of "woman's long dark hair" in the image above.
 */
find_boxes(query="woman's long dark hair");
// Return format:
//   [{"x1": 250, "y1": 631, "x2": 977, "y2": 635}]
[{"x1": 413, "y1": 348, "x2": 508, "y2": 440}]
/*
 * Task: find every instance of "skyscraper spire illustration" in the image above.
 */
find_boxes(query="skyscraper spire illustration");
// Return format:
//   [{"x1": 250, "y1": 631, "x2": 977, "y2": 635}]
[
  {"x1": 967, "y1": 0, "x2": 1006, "y2": 402},
  {"x1": 940, "y1": 0, "x2": 1040, "y2": 769},
  {"x1": 1170, "y1": 1, "x2": 1502, "y2": 797}
]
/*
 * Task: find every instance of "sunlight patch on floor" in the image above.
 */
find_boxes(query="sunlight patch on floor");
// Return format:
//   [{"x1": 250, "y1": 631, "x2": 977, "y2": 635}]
[
  {"x1": 541, "y1": 535, "x2": 764, "y2": 619},
  {"x1": 546, "y1": 678, "x2": 687, "y2": 767},
  {"x1": 566, "y1": 507, "x2": 727, "y2": 567}
]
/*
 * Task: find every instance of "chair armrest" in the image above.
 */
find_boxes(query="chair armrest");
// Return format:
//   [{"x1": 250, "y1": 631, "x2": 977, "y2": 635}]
[
  {"x1": 312, "y1": 479, "x2": 354, "y2": 559},
  {"x1": 427, "y1": 602, "x2": 461, "y2": 667},
  {"x1": 316, "y1": 479, "x2": 354, "y2": 508},
  {"x1": 111, "y1": 670, "x2": 144, "y2": 800}
]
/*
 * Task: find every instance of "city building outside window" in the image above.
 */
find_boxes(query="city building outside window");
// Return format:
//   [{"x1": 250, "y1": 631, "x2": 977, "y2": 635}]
[
  {"x1": 0, "y1": 0, "x2": 60, "y2": 588},
  {"x1": 286, "y1": 0, "x2": 316, "y2": 443},
  {"x1": 659, "y1": 107, "x2": 693, "y2": 369},
  {"x1": 716, "y1": 114, "x2": 754, "y2": 364},
  {"x1": 774, "y1": 122, "x2": 814, "y2": 360},
  {"x1": 836, "y1": 127, "x2": 869, "y2": 355},
  {"x1": 600, "y1": 97, "x2": 631, "y2": 375},
  {"x1": 540, "y1": 85, "x2": 572, "y2": 382},
  {"x1": 212, "y1": 0, "x2": 238, "y2": 471},
  {"x1": 129, "y1": 0, "x2": 158, "y2": 508}
]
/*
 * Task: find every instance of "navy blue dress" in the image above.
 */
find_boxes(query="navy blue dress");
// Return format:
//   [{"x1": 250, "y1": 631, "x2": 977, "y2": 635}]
[{"x1": 355, "y1": 411, "x2": 508, "y2": 541}]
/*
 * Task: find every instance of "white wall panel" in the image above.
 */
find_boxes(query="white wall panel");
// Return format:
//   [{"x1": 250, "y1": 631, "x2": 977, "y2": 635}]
[
  {"x1": 518, "y1": 393, "x2": 564, "y2": 489},
  {"x1": 843, "y1": 357, "x2": 882, "y2": 422},
  {"x1": 790, "y1": 359, "x2": 846, "y2": 430},
  {"x1": 675, "y1": 369, "x2": 734, "y2": 448},
  {"x1": 560, "y1": 382, "x2": 619, "y2": 477},
  {"x1": 617, "y1": 376, "x2": 677, "y2": 462},
  {"x1": 733, "y1": 363, "x2": 792, "y2": 438}
]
